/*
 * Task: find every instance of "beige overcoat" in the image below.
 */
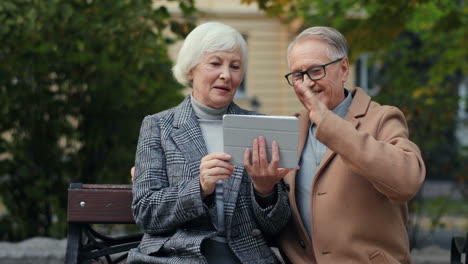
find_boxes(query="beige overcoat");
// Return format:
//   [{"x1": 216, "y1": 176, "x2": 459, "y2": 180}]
[{"x1": 279, "y1": 87, "x2": 426, "y2": 264}]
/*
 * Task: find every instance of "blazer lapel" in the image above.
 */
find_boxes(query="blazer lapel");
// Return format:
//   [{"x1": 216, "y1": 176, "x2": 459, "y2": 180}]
[
  {"x1": 170, "y1": 97, "x2": 252, "y2": 233},
  {"x1": 171, "y1": 97, "x2": 207, "y2": 168},
  {"x1": 223, "y1": 104, "x2": 253, "y2": 232}
]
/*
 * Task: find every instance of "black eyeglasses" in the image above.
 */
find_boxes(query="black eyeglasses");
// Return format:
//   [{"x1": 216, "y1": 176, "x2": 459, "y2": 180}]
[{"x1": 284, "y1": 57, "x2": 344, "y2": 86}]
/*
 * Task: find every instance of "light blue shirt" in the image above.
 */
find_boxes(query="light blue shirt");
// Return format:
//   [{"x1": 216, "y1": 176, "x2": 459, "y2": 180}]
[{"x1": 296, "y1": 89, "x2": 353, "y2": 237}]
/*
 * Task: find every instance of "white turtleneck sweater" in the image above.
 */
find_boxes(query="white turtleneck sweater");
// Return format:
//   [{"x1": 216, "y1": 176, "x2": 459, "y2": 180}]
[
  {"x1": 191, "y1": 95, "x2": 241, "y2": 264},
  {"x1": 190, "y1": 95, "x2": 227, "y2": 154}
]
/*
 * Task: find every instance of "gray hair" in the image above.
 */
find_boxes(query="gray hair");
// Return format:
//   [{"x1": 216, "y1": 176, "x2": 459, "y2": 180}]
[
  {"x1": 172, "y1": 22, "x2": 248, "y2": 87},
  {"x1": 286, "y1": 26, "x2": 348, "y2": 67}
]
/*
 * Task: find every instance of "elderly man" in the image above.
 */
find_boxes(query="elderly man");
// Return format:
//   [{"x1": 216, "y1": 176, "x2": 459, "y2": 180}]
[{"x1": 278, "y1": 26, "x2": 426, "y2": 263}]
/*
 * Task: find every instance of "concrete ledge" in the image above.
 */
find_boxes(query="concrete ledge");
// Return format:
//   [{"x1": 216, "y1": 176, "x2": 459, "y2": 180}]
[
  {"x1": 0, "y1": 236, "x2": 452, "y2": 264},
  {"x1": 0, "y1": 237, "x2": 66, "y2": 264},
  {"x1": 411, "y1": 246, "x2": 451, "y2": 264}
]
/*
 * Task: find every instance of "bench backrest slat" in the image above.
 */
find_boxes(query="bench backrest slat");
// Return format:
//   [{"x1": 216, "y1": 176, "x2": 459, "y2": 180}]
[{"x1": 67, "y1": 184, "x2": 134, "y2": 224}]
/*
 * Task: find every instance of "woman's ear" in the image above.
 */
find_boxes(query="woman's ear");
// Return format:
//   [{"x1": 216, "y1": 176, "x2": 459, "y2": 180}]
[{"x1": 188, "y1": 69, "x2": 193, "y2": 80}]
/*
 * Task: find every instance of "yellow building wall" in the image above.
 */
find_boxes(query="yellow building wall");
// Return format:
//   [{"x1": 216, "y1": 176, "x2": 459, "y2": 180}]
[{"x1": 166, "y1": 0, "x2": 356, "y2": 115}]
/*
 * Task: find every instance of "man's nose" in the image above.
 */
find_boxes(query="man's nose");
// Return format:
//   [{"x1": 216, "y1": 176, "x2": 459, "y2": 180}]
[
  {"x1": 302, "y1": 74, "x2": 316, "y2": 86},
  {"x1": 302, "y1": 74, "x2": 315, "y2": 83}
]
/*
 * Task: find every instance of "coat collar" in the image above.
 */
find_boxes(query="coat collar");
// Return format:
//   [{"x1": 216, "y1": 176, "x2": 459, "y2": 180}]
[
  {"x1": 285, "y1": 87, "x2": 372, "y2": 245},
  {"x1": 316, "y1": 87, "x2": 371, "y2": 172},
  {"x1": 295, "y1": 87, "x2": 370, "y2": 135},
  {"x1": 346, "y1": 86, "x2": 372, "y2": 120},
  {"x1": 172, "y1": 95, "x2": 252, "y2": 128},
  {"x1": 171, "y1": 95, "x2": 253, "y2": 161},
  {"x1": 294, "y1": 87, "x2": 370, "y2": 154},
  {"x1": 171, "y1": 96, "x2": 207, "y2": 164}
]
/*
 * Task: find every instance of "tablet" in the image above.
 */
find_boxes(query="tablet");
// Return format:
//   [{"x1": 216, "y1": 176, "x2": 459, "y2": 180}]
[{"x1": 223, "y1": 114, "x2": 299, "y2": 168}]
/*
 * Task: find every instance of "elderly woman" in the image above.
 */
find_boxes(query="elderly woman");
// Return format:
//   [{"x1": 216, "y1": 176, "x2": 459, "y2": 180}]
[{"x1": 127, "y1": 22, "x2": 291, "y2": 264}]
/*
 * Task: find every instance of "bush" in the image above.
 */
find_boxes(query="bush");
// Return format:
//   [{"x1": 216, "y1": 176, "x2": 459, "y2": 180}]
[{"x1": 0, "y1": 0, "x2": 196, "y2": 241}]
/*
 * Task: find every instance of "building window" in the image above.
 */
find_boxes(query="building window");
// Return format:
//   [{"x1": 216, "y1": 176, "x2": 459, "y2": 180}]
[
  {"x1": 235, "y1": 34, "x2": 248, "y2": 99},
  {"x1": 456, "y1": 76, "x2": 468, "y2": 147},
  {"x1": 235, "y1": 78, "x2": 246, "y2": 99},
  {"x1": 355, "y1": 53, "x2": 381, "y2": 96}
]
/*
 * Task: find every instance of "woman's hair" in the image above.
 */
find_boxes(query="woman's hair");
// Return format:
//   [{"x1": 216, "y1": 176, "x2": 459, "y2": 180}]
[
  {"x1": 172, "y1": 22, "x2": 248, "y2": 87},
  {"x1": 286, "y1": 26, "x2": 348, "y2": 67}
]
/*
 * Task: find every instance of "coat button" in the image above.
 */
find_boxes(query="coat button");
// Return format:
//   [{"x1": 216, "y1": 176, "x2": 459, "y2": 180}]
[
  {"x1": 298, "y1": 240, "x2": 306, "y2": 249},
  {"x1": 251, "y1": 228, "x2": 262, "y2": 238}
]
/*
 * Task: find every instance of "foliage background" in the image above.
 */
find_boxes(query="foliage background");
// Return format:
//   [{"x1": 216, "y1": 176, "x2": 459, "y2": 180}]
[
  {"x1": 0, "y1": 0, "x2": 466, "y2": 244},
  {"x1": 0, "y1": 0, "x2": 196, "y2": 241},
  {"x1": 243, "y1": 0, "x2": 468, "y2": 183}
]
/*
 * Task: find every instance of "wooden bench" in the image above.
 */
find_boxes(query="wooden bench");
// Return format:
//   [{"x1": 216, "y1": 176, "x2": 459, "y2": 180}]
[
  {"x1": 451, "y1": 233, "x2": 468, "y2": 264},
  {"x1": 65, "y1": 183, "x2": 466, "y2": 264},
  {"x1": 65, "y1": 183, "x2": 143, "y2": 264}
]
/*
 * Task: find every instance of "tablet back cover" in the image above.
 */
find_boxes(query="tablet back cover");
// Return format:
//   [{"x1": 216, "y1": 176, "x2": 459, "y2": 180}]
[{"x1": 223, "y1": 115, "x2": 299, "y2": 168}]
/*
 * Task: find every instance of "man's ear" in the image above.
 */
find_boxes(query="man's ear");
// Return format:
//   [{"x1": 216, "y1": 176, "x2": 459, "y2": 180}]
[{"x1": 340, "y1": 56, "x2": 350, "y2": 83}]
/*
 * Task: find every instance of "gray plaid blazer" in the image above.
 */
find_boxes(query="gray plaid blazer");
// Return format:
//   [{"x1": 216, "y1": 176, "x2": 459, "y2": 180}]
[{"x1": 128, "y1": 96, "x2": 291, "y2": 264}]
